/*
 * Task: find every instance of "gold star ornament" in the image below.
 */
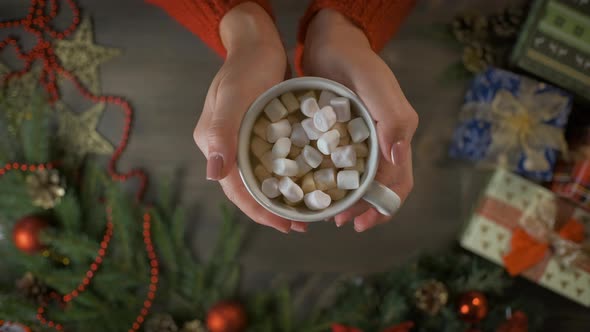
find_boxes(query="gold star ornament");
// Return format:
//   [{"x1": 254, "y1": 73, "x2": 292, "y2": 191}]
[
  {"x1": 53, "y1": 17, "x2": 121, "y2": 93},
  {"x1": 56, "y1": 101, "x2": 114, "y2": 162}
]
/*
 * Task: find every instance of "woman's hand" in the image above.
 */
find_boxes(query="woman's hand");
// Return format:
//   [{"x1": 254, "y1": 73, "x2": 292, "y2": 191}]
[
  {"x1": 193, "y1": 3, "x2": 306, "y2": 233},
  {"x1": 303, "y1": 9, "x2": 419, "y2": 232}
]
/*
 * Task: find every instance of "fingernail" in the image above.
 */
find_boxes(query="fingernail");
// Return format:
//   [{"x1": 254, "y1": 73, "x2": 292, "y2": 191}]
[
  {"x1": 277, "y1": 225, "x2": 291, "y2": 234},
  {"x1": 354, "y1": 222, "x2": 366, "y2": 232},
  {"x1": 335, "y1": 219, "x2": 345, "y2": 227},
  {"x1": 291, "y1": 223, "x2": 307, "y2": 233},
  {"x1": 390, "y1": 141, "x2": 408, "y2": 166},
  {"x1": 206, "y1": 153, "x2": 224, "y2": 180}
]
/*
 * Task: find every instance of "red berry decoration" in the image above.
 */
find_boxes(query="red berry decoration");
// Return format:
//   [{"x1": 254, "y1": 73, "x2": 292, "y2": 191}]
[
  {"x1": 12, "y1": 216, "x2": 49, "y2": 254},
  {"x1": 457, "y1": 291, "x2": 488, "y2": 323},
  {"x1": 206, "y1": 300, "x2": 247, "y2": 332}
]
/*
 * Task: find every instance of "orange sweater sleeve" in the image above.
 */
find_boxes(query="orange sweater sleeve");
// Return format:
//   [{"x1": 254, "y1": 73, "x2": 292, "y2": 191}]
[
  {"x1": 295, "y1": 0, "x2": 416, "y2": 76},
  {"x1": 145, "y1": 0, "x2": 273, "y2": 58}
]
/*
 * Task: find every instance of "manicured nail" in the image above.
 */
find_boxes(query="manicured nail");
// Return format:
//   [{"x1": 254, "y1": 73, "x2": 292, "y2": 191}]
[
  {"x1": 277, "y1": 225, "x2": 291, "y2": 234},
  {"x1": 291, "y1": 223, "x2": 307, "y2": 233},
  {"x1": 335, "y1": 219, "x2": 345, "y2": 227},
  {"x1": 354, "y1": 222, "x2": 366, "y2": 232},
  {"x1": 206, "y1": 153, "x2": 224, "y2": 180},
  {"x1": 390, "y1": 141, "x2": 408, "y2": 166}
]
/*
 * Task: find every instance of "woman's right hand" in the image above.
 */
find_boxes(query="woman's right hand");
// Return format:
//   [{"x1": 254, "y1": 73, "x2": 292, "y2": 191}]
[{"x1": 193, "y1": 3, "x2": 307, "y2": 233}]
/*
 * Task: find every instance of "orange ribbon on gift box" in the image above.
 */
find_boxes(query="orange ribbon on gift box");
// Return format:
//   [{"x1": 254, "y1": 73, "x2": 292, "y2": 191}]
[
  {"x1": 331, "y1": 321, "x2": 414, "y2": 332},
  {"x1": 477, "y1": 195, "x2": 590, "y2": 278}
]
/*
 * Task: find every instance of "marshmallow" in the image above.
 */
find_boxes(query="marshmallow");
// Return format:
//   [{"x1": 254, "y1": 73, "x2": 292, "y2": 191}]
[
  {"x1": 345, "y1": 158, "x2": 365, "y2": 173},
  {"x1": 313, "y1": 106, "x2": 337, "y2": 132},
  {"x1": 264, "y1": 98, "x2": 288, "y2": 122},
  {"x1": 290, "y1": 122, "x2": 310, "y2": 147},
  {"x1": 283, "y1": 196, "x2": 299, "y2": 206},
  {"x1": 261, "y1": 177, "x2": 281, "y2": 198},
  {"x1": 302, "y1": 145, "x2": 323, "y2": 168},
  {"x1": 301, "y1": 173, "x2": 316, "y2": 194},
  {"x1": 330, "y1": 97, "x2": 351, "y2": 122},
  {"x1": 273, "y1": 158, "x2": 299, "y2": 177},
  {"x1": 279, "y1": 177, "x2": 304, "y2": 203},
  {"x1": 318, "y1": 90, "x2": 337, "y2": 108},
  {"x1": 313, "y1": 168, "x2": 337, "y2": 190},
  {"x1": 326, "y1": 188, "x2": 347, "y2": 201},
  {"x1": 288, "y1": 145, "x2": 302, "y2": 159},
  {"x1": 319, "y1": 158, "x2": 335, "y2": 169},
  {"x1": 337, "y1": 170, "x2": 360, "y2": 190},
  {"x1": 347, "y1": 117, "x2": 370, "y2": 143},
  {"x1": 253, "y1": 117, "x2": 271, "y2": 140},
  {"x1": 295, "y1": 154, "x2": 313, "y2": 177},
  {"x1": 280, "y1": 92, "x2": 299, "y2": 113},
  {"x1": 266, "y1": 119, "x2": 291, "y2": 143},
  {"x1": 250, "y1": 136, "x2": 272, "y2": 159},
  {"x1": 301, "y1": 118, "x2": 323, "y2": 140},
  {"x1": 317, "y1": 130, "x2": 340, "y2": 155},
  {"x1": 260, "y1": 151, "x2": 274, "y2": 172},
  {"x1": 304, "y1": 190, "x2": 332, "y2": 210},
  {"x1": 301, "y1": 98, "x2": 320, "y2": 118},
  {"x1": 331, "y1": 145, "x2": 356, "y2": 168},
  {"x1": 297, "y1": 90, "x2": 316, "y2": 103},
  {"x1": 254, "y1": 164, "x2": 272, "y2": 182},
  {"x1": 352, "y1": 142, "x2": 368, "y2": 158},
  {"x1": 272, "y1": 137, "x2": 291, "y2": 159}
]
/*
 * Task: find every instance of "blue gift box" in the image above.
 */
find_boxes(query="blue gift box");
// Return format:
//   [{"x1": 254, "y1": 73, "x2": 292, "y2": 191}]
[{"x1": 449, "y1": 67, "x2": 573, "y2": 181}]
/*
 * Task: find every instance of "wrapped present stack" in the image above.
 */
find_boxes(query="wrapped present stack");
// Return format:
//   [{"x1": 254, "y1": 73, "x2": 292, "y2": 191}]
[
  {"x1": 448, "y1": 1, "x2": 590, "y2": 305},
  {"x1": 511, "y1": 0, "x2": 590, "y2": 100},
  {"x1": 449, "y1": 67, "x2": 572, "y2": 182},
  {"x1": 460, "y1": 169, "x2": 590, "y2": 306}
]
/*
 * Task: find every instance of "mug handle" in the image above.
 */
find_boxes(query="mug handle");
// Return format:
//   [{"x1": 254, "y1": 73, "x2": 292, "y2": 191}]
[{"x1": 362, "y1": 182, "x2": 401, "y2": 216}]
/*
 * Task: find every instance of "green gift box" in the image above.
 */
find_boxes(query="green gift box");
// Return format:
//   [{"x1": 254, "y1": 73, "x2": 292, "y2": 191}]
[{"x1": 511, "y1": 0, "x2": 590, "y2": 100}]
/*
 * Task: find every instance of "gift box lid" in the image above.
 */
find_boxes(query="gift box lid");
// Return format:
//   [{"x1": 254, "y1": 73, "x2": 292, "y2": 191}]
[{"x1": 511, "y1": 0, "x2": 590, "y2": 100}]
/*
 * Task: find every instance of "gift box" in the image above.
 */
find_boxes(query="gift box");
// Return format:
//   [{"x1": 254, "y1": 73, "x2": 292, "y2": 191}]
[
  {"x1": 552, "y1": 160, "x2": 590, "y2": 209},
  {"x1": 460, "y1": 169, "x2": 590, "y2": 306},
  {"x1": 449, "y1": 67, "x2": 572, "y2": 182},
  {"x1": 511, "y1": 0, "x2": 590, "y2": 100}
]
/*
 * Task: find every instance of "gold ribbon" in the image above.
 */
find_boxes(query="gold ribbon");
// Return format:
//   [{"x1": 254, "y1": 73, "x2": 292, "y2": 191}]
[{"x1": 460, "y1": 81, "x2": 569, "y2": 172}]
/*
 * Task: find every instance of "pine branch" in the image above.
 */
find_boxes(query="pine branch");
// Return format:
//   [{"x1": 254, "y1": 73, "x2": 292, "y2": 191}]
[
  {"x1": 53, "y1": 192, "x2": 81, "y2": 232},
  {"x1": 20, "y1": 91, "x2": 50, "y2": 163},
  {"x1": 151, "y1": 209, "x2": 179, "y2": 287}
]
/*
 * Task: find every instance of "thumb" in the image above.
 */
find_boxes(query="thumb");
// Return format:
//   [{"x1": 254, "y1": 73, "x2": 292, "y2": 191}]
[
  {"x1": 351, "y1": 71, "x2": 418, "y2": 166},
  {"x1": 201, "y1": 91, "x2": 244, "y2": 181}
]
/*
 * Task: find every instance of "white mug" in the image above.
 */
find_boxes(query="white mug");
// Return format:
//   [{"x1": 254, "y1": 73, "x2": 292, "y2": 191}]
[{"x1": 237, "y1": 77, "x2": 401, "y2": 222}]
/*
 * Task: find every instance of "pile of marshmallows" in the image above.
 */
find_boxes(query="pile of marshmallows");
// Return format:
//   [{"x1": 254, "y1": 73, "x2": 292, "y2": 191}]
[{"x1": 250, "y1": 89, "x2": 370, "y2": 211}]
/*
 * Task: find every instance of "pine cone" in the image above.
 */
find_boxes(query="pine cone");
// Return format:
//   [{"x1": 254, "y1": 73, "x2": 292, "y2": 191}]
[
  {"x1": 181, "y1": 319, "x2": 207, "y2": 332},
  {"x1": 452, "y1": 13, "x2": 488, "y2": 44},
  {"x1": 16, "y1": 272, "x2": 50, "y2": 305},
  {"x1": 26, "y1": 169, "x2": 66, "y2": 209},
  {"x1": 490, "y1": 7, "x2": 525, "y2": 39},
  {"x1": 145, "y1": 314, "x2": 179, "y2": 332},
  {"x1": 462, "y1": 42, "x2": 495, "y2": 73},
  {"x1": 414, "y1": 280, "x2": 449, "y2": 315}
]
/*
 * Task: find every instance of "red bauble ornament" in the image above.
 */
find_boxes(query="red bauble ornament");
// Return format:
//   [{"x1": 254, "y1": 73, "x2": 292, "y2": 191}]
[
  {"x1": 206, "y1": 300, "x2": 247, "y2": 332},
  {"x1": 457, "y1": 291, "x2": 488, "y2": 323},
  {"x1": 12, "y1": 216, "x2": 49, "y2": 254},
  {"x1": 496, "y1": 311, "x2": 528, "y2": 332}
]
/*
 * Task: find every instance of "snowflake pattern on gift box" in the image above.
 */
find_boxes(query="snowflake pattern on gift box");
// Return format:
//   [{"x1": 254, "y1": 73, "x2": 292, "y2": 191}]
[{"x1": 449, "y1": 67, "x2": 572, "y2": 181}]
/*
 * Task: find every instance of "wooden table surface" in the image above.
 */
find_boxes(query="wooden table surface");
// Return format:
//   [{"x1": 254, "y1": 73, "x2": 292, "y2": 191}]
[{"x1": 1, "y1": 0, "x2": 589, "y2": 330}]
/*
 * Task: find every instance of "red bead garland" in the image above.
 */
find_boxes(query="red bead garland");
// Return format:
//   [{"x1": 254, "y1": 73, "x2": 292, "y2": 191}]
[
  {"x1": 0, "y1": 163, "x2": 159, "y2": 331},
  {"x1": 0, "y1": 0, "x2": 147, "y2": 200},
  {"x1": 0, "y1": 0, "x2": 157, "y2": 330}
]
